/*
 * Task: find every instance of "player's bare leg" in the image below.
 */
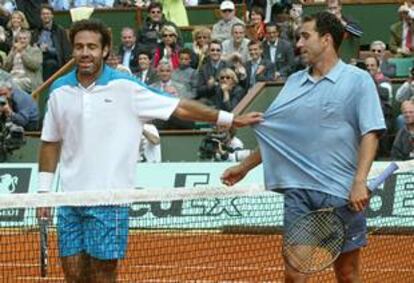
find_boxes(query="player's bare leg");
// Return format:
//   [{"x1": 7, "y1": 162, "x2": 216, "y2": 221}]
[
  {"x1": 334, "y1": 249, "x2": 361, "y2": 283},
  {"x1": 60, "y1": 252, "x2": 90, "y2": 283},
  {"x1": 88, "y1": 255, "x2": 118, "y2": 283}
]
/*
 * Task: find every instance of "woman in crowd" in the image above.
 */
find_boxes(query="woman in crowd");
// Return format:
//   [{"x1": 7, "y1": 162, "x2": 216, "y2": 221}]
[
  {"x1": 246, "y1": 6, "x2": 266, "y2": 41},
  {"x1": 7, "y1": 11, "x2": 30, "y2": 42},
  {"x1": 152, "y1": 25, "x2": 181, "y2": 70},
  {"x1": 191, "y1": 26, "x2": 211, "y2": 70},
  {"x1": 213, "y1": 68, "x2": 245, "y2": 111}
]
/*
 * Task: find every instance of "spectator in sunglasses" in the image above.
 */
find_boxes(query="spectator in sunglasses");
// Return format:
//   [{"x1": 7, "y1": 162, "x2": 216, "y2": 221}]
[
  {"x1": 212, "y1": 0, "x2": 243, "y2": 42},
  {"x1": 191, "y1": 26, "x2": 211, "y2": 70},
  {"x1": 370, "y1": 40, "x2": 396, "y2": 78},
  {"x1": 136, "y1": 2, "x2": 182, "y2": 54},
  {"x1": 152, "y1": 25, "x2": 181, "y2": 70},
  {"x1": 212, "y1": 68, "x2": 246, "y2": 111},
  {"x1": 196, "y1": 40, "x2": 230, "y2": 105}
]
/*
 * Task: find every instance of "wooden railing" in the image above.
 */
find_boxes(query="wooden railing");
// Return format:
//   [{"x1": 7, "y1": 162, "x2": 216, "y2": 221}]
[{"x1": 31, "y1": 58, "x2": 75, "y2": 101}]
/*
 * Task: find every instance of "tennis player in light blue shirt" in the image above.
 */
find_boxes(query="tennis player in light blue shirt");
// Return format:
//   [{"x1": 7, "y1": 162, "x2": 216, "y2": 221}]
[
  {"x1": 254, "y1": 59, "x2": 385, "y2": 200},
  {"x1": 222, "y1": 11, "x2": 386, "y2": 283}
]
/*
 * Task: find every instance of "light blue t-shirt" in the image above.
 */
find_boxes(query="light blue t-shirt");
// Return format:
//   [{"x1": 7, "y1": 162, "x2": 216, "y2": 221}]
[{"x1": 254, "y1": 60, "x2": 386, "y2": 199}]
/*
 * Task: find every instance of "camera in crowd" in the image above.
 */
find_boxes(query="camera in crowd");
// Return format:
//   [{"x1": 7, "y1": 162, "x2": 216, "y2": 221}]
[
  {"x1": 0, "y1": 96, "x2": 25, "y2": 162},
  {"x1": 198, "y1": 130, "x2": 251, "y2": 162}
]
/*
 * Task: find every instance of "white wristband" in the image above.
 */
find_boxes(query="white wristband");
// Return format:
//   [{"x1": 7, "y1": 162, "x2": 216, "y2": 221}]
[
  {"x1": 216, "y1": 111, "x2": 234, "y2": 127},
  {"x1": 38, "y1": 172, "x2": 54, "y2": 193}
]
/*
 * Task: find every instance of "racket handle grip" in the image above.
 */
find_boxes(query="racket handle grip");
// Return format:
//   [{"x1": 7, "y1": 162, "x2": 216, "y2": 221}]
[{"x1": 367, "y1": 162, "x2": 398, "y2": 192}]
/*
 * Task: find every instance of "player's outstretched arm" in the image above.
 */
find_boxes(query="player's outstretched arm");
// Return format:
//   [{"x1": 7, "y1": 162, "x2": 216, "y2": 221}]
[
  {"x1": 221, "y1": 148, "x2": 262, "y2": 186},
  {"x1": 172, "y1": 99, "x2": 263, "y2": 128}
]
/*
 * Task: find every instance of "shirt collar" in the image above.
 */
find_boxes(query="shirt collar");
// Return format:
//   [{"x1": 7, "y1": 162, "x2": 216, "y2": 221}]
[
  {"x1": 67, "y1": 65, "x2": 113, "y2": 87},
  {"x1": 299, "y1": 59, "x2": 345, "y2": 86}
]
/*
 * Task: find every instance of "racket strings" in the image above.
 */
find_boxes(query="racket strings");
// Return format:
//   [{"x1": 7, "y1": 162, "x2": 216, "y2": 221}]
[{"x1": 284, "y1": 211, "x2": 345, "y2": 273}]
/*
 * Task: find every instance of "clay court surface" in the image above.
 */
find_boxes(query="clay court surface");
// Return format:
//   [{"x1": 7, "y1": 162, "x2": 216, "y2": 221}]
[{"x1": 0, "y1": 230, "x2": 413, "y2": 282}]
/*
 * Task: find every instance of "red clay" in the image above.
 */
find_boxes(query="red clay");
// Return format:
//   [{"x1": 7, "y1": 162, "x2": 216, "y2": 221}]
[{"x1": 0, "y1": 231, "x2": 413, "y2": 282}]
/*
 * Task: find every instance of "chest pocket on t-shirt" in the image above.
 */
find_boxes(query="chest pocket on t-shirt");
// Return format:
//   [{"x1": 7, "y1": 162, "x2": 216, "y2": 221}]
[{"x1": 320, "y1": 97, "x2": 341, "y2": 128}]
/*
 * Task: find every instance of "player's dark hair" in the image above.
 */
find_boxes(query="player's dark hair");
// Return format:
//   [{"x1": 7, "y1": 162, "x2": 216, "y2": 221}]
[
  {"x1": 69, "y1": 19, "x2": 112, "y2": 57},
  {"x1": 303, "y1": 11, "x2": 344, "y2": 52}
]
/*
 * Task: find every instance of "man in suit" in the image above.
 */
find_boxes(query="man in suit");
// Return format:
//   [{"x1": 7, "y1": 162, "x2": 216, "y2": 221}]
[
  {"x1": 245, "y1": 40, "x2": 275, "y2": 90},
  {"x1": 152, "y1": 61, "x2": 194, "y2": 129},
  {"x1": 390, "y1": 4, "x2": 414, "y2": 56},
  {"x1": 196, "y1": 40, "x2": 229, "y2": 104},
  {"x1": 135, "y1": 50, "x2": 158, "y2": 85},
  {"x1": 118, "y1": 27, "x2": 141, "y2": 73},
  {"x1": 262, "y1": 23, "x2": 295, "y2": 81},
  {"x1": 34, "y1": 4, "x2": 72, "y2": 81}
]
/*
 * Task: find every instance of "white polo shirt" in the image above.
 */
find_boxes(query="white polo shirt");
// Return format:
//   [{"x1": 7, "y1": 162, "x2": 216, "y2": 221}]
[{"x1": 41, "y1": 65, "x2": 179, "y2": 192}]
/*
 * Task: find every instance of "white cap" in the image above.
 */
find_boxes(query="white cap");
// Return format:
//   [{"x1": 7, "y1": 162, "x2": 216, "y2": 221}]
[
  {"x1": 220, "y1": 1, "x2": 235, "y2": 11},
  {"x1": 398, "y1": 4, "x2": 410, "y2": 13}
]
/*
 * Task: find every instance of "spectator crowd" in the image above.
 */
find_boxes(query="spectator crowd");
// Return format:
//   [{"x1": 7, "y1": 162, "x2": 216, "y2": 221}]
[{"x1": 1, "y1": 0, "x2": 414, "y2": 161}]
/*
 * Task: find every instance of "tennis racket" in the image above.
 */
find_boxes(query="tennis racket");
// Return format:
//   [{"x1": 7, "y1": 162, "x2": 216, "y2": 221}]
[
  {"x1": 39, "y1": 217, "x2": 49, "y2": 278},
  {"x1": 282, "y1": 162, "x2": 399, "y2": 274}
]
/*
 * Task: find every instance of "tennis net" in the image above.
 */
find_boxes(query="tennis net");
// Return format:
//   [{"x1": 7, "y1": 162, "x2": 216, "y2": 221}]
[{"x1": 0, "y1": 179, "x2": 413, "y2": 282}]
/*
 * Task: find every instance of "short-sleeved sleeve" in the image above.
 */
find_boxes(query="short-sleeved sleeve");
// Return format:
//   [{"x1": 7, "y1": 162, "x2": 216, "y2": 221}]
[
  {"x1": 356, "y1": 73, "x2": 387, "y2": 135},
  {"x1": 132, "y1": 84, "x2": 180, "y2": 121}
]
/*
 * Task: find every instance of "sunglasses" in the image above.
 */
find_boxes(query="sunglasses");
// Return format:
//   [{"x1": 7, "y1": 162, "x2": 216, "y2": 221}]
[
  {"x1": 221, "y1": 9, "x2": 233, "y2": 13},
  {"x1": 220, "y1": 76, "x2": 232, "y2": 80},
  {"x1": 371, "y1": 49, "x2": 382, "y2": 53},
  {"x1": 210, "y1": 48, "x2": 221, "y2": 52},
  {"x1": 150, "y1": 10, "x2": 161, "y2": 14},
  {"x1": 163, "y1": 34, "x2": 176, "y2": 38},
  {"x1": 197, "y1": 36, "x2": 208, "y2": 39}
]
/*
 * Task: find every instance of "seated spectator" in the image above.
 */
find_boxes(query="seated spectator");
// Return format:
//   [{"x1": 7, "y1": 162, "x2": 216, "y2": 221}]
[
  {"x1": 191, "y1": 26, "x2": 211, "y2": 70},
  {"x1": 326, "y1": 0, "x2": 363, "y2": 38},
  {"x1": 0, "y1": 77, "x2": 39, "y2": 131},
  {"x1": 365, "y1": 56, "x2": 393, "y2": 102},
  {"x1": 137, "y1": 2, "x2": 182, "y2": 54},
  {"x1": 4, "y1": 30, "x2": 43, "y2": 93},
  {"x1": 396, "y1": 67, "x2": 414, "y2": 103},
  {"x1": 370, "y1": 40, "x2": 396, "y2": 78},
  {"x1": 139, "y1": 123, "x2": 161, "y2": 163},
  {"x1": 6, "y1": 10, "x2": 30, "y2": 48},
  {"x1": 106, "y1": 49, "x2": 131, "y2": 73},
  {"x1": 196, "y1": 40, "x2": 229, "y2": 103},
  {"x1": 390, "y1": 5, "x2": 414, "y2": 57},
  {"x1": 118, "y1": 27, "x2": 141, "y2": 73},
  {"x1": 212, "y1": 68, "x2": 245, "y2": 111},
  {"x1": 34, "y1": 4, "x2": 72, "y2": 81},
  {"x1": 211, "y1": 0, "x2": 243, "y2": 42},
  {"x1": 262, "y1": 22, "x2": 295, "y2": 81},
  {"x1": 246, "y1": 6, "x2": 266, "y2": 41},
  {"x1": 134, "y1": 50, "x2": 158, "y2": 85},
  {"x1": 151, "y1": 61, "x2": 194, "y2": 129},
  {"x1": 284, "y1": 1, "x2": 303, "y2": 45},
  {"x1": 227, "y1": 52, "x2": 247, "y2": 89},
  {"x1": 391, "y1": 99, "x2": 414, "y2": 160},
  {"x1": 153, "y1": 25, "x2": 181, "y2": 70},
  {"x1": 245, "y1": 40, "x2": 274, "y2": 90},
  {"x1": 222, "y1": 23, "x2": 250, "y2": 63},
  {"x1": 151, "y1": 61, "x2": 187, "y2": 98},
  {"x1": 172, "y1": 48, "x2": 197, "y2": 99}
]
